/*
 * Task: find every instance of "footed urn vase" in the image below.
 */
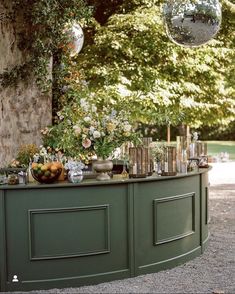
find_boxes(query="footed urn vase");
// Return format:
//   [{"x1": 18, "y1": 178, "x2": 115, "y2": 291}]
[{"x1": 93, "y1": 158, "x2": 113, "y2": 181}]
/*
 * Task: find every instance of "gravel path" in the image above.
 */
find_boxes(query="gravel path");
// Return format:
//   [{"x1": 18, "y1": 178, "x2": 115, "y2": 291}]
[{"x1": 20, "y1": 163, "x2": 235, "y2": 293}]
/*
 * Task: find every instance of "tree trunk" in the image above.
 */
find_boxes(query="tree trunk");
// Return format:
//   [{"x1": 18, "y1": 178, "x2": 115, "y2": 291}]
[{"x1": 167, "y1": 125, "x2": 171, "y2": 143}]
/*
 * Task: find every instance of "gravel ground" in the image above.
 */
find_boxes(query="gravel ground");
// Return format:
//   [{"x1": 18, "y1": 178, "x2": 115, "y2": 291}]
[{"x1": 19, "y1": 163, "x2": 235, "y2": 293}]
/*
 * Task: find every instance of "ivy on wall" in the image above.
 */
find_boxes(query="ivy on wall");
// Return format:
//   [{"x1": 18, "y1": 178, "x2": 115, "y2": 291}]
[{"x1": 0, "y1": 0, "x2": 91, "y2": 91}]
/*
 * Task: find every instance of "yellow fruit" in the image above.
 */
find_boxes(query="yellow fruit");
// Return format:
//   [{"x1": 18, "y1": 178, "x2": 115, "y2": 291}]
[{"x1": 41, "y1": 165, "x2": 48, "y2": 171}]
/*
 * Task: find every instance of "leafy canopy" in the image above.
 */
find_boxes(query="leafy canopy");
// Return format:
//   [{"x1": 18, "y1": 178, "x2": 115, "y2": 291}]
[{"x1": 60, "y1": 0, "x2": 235, "y2": 130}]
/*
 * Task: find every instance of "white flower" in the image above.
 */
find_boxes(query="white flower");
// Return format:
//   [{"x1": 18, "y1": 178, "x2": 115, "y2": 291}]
[
  {"x1": 123, "y1": 124, "x2": 132, "y2": 132},
  {"x1": 80, "y1": 98, "x2": 86, "y2": 106},
  {"x1": 84, "y1": 116, "x2": 91, "y2": 122},
  {"x1": 39, "y1": 147, "x2": 47, "y2": 156},
  {"x1": 91, "y1": 104, "x2": 97, "y2": 112},
  {"x1": 33, "y1": 154, "x2": 40, "y2": 162},
  {"x1": 113, "y1": 147, "x2": 121, "y2": 159},
  {"x1": 73, "y1": 125, "x2": 81, "y2": 135},
  {"x1": 93, "y1": 130, "x2": 101, "y2": 138},
  {"x1": 89, "y1": 126, "x2": 95, "y2": 134},
  {"x1": 80, "y1": 99, "x2": 89, "y2": 111}
]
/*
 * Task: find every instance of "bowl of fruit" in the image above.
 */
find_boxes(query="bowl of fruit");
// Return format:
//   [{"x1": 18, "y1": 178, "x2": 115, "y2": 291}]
[{"x1": 31, "y1": 162, "x2": 62, "y2": 184}]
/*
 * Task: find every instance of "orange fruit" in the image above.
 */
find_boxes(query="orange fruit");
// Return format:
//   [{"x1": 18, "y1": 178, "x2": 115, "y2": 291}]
[
  {"x1": 32, "y1": 162, "x2": 38, "y2": 169},
  {"x1": 50, "y1": 164, "x2": 58, "y2": 173},
  {"x1": 45, "y1": 162, "x2": 52, "y2": 169},
  {"x1": 54, "y1": 162, "x2": 63, "y2": 168}
]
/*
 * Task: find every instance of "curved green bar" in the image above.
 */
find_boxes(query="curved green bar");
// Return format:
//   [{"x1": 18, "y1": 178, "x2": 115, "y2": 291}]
[{"x1": 0, "y1": 168, "x2": 210, "y2": 292}]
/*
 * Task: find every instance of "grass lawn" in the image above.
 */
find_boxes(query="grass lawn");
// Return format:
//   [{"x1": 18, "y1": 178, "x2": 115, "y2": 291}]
[{"x1": 206, "y1": 141, "x2": 235, "y2": 161}]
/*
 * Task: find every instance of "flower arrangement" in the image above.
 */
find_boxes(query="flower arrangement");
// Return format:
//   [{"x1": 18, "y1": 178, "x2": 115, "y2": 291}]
[
  {"x1": 42, "y1": 97, "x2": 140, "y2": 162},
  {"x1": 64, "y1": 160, "x2": 85, "y2": 171},
  {"x1": 33, "y1": 145, "x2": 66, "y2": 165}
]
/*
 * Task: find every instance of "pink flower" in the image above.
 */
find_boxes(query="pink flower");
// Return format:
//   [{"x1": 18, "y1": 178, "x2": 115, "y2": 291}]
[{"x1": 82, "y1": 138, "x2": 92, "y2": 149}]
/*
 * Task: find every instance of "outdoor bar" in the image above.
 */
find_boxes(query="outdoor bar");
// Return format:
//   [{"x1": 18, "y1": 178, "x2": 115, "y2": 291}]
[
  {"x1": 2, "y1": 0, "x2": 230, "y2": 291},
  {"x1": 0, "y1": 168, "x2": 210, "y2": 292}
]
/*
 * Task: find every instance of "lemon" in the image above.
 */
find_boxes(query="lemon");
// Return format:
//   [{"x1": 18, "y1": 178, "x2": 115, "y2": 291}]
[{"x1": 41, "y1": 165, "x2": 48, "y2": 171}]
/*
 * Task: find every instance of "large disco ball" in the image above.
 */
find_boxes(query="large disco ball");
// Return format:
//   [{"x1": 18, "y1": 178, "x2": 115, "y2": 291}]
[
  {"x1": 65, "y1": 22, "x2": 84, "y2": 56},
  {"x1": 163, "y1": 0, "x2": 222, "y2": 47}
]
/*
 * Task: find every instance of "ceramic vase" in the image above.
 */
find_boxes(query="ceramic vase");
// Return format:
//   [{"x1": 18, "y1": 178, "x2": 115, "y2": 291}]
[{"x1": 92, "y1": 158, "x2": 113, "y2": 181}]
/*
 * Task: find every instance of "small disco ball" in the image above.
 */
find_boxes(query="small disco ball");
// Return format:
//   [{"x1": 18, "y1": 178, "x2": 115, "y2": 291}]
[
  {"x1": 65, "y1": 22, "x2": 84, "y2": 56},
  {"x1": 163, "y1": 0, "x2": 222, "y2": 47}
]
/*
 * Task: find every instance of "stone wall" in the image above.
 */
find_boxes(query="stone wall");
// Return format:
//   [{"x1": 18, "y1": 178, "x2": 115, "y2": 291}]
[{"x1": 0, "y1": 2, "x2": 52, "y2": 166}]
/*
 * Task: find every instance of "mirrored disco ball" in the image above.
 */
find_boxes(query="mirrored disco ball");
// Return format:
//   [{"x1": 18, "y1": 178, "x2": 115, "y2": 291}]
[
  {"x1": 65, "y1": 22, "x2": 84, "y2": 56},
  {"x1": 163, "y1": 0, "x2": 222, "y2": 47}
]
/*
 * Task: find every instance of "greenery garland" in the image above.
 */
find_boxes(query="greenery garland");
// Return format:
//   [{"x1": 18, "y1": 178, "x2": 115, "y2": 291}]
[{"x1": 0, "y1": 0, "x2": 91, "y2": 91}]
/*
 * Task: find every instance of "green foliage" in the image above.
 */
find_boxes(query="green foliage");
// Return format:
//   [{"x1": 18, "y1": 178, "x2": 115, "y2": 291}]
[
  {"x1": 16, "y1": 144, "x2": 39, "y2": 166},
  {"x1": 0, "y1": 0, "x2": 91, "y2": 90},
  {"x1": 197, "y1": 120, "x2": 235, "y2": 140},
  {"x1": 2, "y1": 0, "x2": 234, "y2": 138},
  {"x1": 61, "y1": 0, "x2": 235, "y2": 130}
]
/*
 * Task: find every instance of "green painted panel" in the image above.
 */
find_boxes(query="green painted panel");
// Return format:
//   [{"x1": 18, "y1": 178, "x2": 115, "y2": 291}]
[
  {"x1": 134, "y1": 175, "x2": 200, "y2": 273},
  {"x1": 28, "y1": 205, "x2": 110, "y2": 260},
  {"x1": 200, "y1": 172, "x2": 209, "y2": 251},
  {"x1": 153, "y1": 192, "x2": 195, "y2": 245},
  {"x1": 4, "y1": 184, "x2": 130, "y2": 285}
]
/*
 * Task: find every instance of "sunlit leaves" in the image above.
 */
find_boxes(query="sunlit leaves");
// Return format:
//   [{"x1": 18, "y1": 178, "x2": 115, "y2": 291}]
[{"x1": 62, "y1": 0, "x2": 235, "y2": 129}]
